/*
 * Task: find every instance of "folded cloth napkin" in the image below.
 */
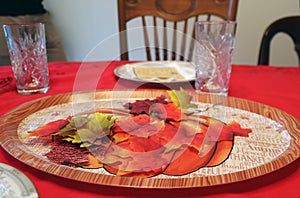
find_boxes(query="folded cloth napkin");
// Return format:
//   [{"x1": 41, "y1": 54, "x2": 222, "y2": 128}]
[{"x1": 0, "y1": 77, "x2": 15, "y2": 94}]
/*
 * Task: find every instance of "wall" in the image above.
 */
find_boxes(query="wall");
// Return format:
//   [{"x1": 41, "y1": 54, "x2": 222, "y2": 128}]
[
  {"x1": 43, "y1": 0, "x2": 300, "y2": 66},
  {"x1": 234, "y1": 0, "x2": 300, "y2": 66}
]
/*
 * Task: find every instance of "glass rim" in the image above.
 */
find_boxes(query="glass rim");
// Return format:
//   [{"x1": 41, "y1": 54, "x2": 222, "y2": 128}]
[{"x1": 3, "y1": 22, "x2": 44, "y2": 28}]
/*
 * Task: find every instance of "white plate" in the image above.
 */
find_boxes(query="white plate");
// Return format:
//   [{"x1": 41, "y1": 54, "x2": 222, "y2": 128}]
[
  {"x1": 114, "y1": 61, "x2": 195, "y2": 83},
  {"x1": 0, "y1": 163, "x2": 38, "y2": 197}
]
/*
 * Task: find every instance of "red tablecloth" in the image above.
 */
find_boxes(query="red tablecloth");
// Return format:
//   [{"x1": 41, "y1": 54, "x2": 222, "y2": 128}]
[{"x1": 0, "y1": 61, "x2": 299, "y2": 198}]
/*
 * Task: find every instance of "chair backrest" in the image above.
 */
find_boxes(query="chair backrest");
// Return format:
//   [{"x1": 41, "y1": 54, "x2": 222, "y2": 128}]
[
  {"x1": 118, "y1": 0, "x2": 239, "y2": 61},
  {"x1": 257, "y1": 16, "x2": 300, "y2": 66}
]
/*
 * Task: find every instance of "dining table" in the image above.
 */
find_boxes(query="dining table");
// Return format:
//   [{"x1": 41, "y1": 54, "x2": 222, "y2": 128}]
[{"x1": 0, "y1": 61, "x2": 299, "y2": 198}]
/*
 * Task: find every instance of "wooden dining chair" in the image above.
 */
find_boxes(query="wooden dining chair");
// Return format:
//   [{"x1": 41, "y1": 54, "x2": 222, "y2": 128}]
[
  {"x1": 117, "y1": 0, "x2": 239, "y2": 61},
  {"x1": 257, "y1": 16, "x2": 300, "y2": 66}
]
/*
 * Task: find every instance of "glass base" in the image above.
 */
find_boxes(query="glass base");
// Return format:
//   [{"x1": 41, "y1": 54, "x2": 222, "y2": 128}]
[
  {"x1": 17, "y1": 86, "x2": 49, "y2": 95},
  {"x1": 195, "y1": 90, "x2": 228, "y2": 96}
]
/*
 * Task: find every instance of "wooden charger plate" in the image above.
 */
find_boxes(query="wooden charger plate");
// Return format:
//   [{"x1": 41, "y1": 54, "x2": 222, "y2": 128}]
[{"x1": 0, "y1": 90, "x2": 299, "y2": 188}]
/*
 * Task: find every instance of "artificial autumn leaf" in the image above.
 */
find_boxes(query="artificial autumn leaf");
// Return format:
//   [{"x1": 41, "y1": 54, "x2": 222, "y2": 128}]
[
  {"x1": 80, "y1": 154, "x2": 103, "y2": 169},
  {"x1": 45, "y1": 139, "x2": 90, "y2": 165},
  {"x1": 112, "y1": 132, "x2": 130, "y2": 144},
  {"x1": 64, "y1": 128, "x2": 94, "y2": 144},
  {"x1": 228, "y1": 121, "x2": 252, "y2": 137},
  {"x1": 86, "y1": 113, "x2": 114, "y2": 137},
  {"x1": 167, "y1": 87, "x2": 197, "y2": 110},
  {"x1": 149, "y1": 102, "x2": 184, "y2": 121},
  {"x1": 149, "y1": 121, "x2": 178, "y2": 147},
  {"x1": 200, "y1": 117, "x2": 252, "y2": 142},
  {"x1": 54, "y1": 112, "x2": 115, "y2": 147},
  {"x1": 25, "y1": 116, "x2": 71, "y2": 137},
  {"x1": 45, "y1": 138, "x2": 106, "y2": 168},
  {"x1": 112, "y1": 117, "x2": 165, "y2": 152},
  {"x1": 162, "y1": 121, "x2": 202, "y2": 153},
  {"x1": 54, "y1": 115, "x2": 89, "y2": 135},
  {"x1": 70, "y1": 115, "x2": 89, "y2": 128},
  {"x1": 103, "y1": 144, "x2": 170, "y2": 177},
  {"x1": 124, "y1": 95, "x2": 168, "y2": 114},
  {"x1": 112, "y1": 114, "x2": 151, "y2": 134},
  {"x1": 163, "y1": 139, "x2": 185, "y2": 154},
  {"x1": 123, "y1": 149, "x2": 169, "y2": 175}
]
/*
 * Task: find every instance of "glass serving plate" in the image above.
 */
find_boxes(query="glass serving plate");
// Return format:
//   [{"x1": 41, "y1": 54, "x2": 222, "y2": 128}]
[{"x1": 0, "y1": 90, "x2": 299, "y2": 188}]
